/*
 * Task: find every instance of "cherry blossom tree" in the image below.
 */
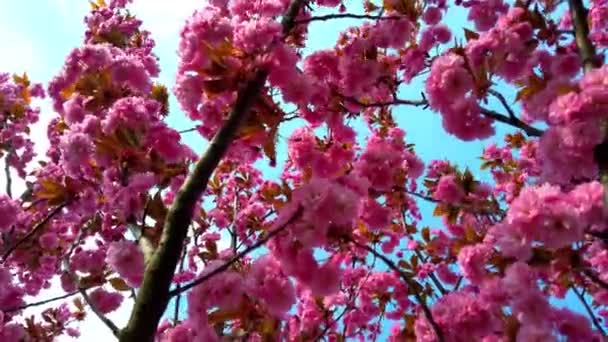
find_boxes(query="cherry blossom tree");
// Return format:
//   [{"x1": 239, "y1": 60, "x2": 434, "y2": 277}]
[{"x1": 1, "y1": 0, "x2": 608, "y2": 340}]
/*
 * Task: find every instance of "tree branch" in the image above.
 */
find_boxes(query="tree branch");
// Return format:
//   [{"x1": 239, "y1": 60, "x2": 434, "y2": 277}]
[
  {"x1": 77, "y1": 285, "x2": 121, "y2": 337},
  {"x1": 4, "y1": 151, "x2": 12, "y2": 198},
  {"x1": 572, "y1": 287, "x2": 607, "y2": 336},
  {"x1": 487, "y1": 89, "x2": 516, "y2": 120},
  {"x1": 4, "y1": 290, "x2": 80, "y2": 313},
  {"x1": 296, "y1": 13, "x2": 402, "y2": 24},
  {"x1": 479, "y1": 107, "x2": 543, "y2": 137},
  {"x1": 349, "y1": 239, "x2": 445, "y2": 342},
  {"x1": 345, "y1": 96, "x2": 428, "y2": 109},
  {"x1": 178, "y1": 127, "x2": 198, "y2": 134},
  {"x1": 168, "y1": 207, "x2": 303, "y2": 297},
  {"x1": 2, "y1": 202, "x2": 67, "y2": 262},
  {"x1": 568, "y1": 0, "x2": 598, "y2": 72},
  {"x1": 346, "y1": 96, "x2": 543, "y2": 137},
  {"x1": 119, "y1": 2, "x2": 308, "y2": 340}
]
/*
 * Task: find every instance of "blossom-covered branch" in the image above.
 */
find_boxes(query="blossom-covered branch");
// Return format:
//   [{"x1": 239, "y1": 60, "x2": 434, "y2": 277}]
[
  {"x1": 1, "y1": 202, "x2": 68, "y2": 262},
  {"x1": 168, "y1": 207, "x2": 303, "y2": 296},
  {"x1": 119, "y1": 1, "x2": 308, "y2": 340}
]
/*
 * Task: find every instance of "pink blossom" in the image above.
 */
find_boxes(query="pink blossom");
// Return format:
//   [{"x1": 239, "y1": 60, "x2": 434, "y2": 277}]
[
  {"x1": 433, "y1": 174, "x2": 465, "y2": 203},
  {"x1": 0, "y1": 196, "x2": 20, "y2": 232},
  {"x1": 233, "y1": 18, "x2": 281, "y2": 53},
  {"x1": 189, "y1": 261, "x2": 246, "y2": 311},
  {"x1": 62, "y1": 95, "x2": 87, "y2": 124},
  {"x1": 59, "y1": 132, "x2": 93, "y2": 176},
  {"x1": 423, "y1": 7, "x2": 442, "y2": 25},
  {"x1": 88, "y1": 288, "x2": 123, "y2": 314},
  {"x1": 414, "y1": 291, "x2": 502, "y2": 341},
  {"x1": 458, "y1": 244, "x2": 491, "y2": 284},
  {"x1": 360, "y1": 199, "x2": 391, "y2": 230},
  {"x1": 538, "y1": 121, "x2": 601, "y2": 184},
  {"x1": 39, "y1": 233, "x2": 59, "y2": 250},
  {"x1": 106, "y1": 241, "x2": 144, "y2": 287},
  {"x1": 247, "y1": 255, "x2": 295, "y2": 316}
]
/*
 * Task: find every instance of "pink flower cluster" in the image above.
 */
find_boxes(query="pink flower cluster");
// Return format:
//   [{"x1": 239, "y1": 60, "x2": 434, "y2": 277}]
[
  {"x1": 416, "y1": 262, "x2": 601, "y2": 341},
  {"x1": 487, "y1": 182, "x2": 604, "y2": 261},
  {"x1": 426, "y1": 53, "x2": 494, "y2": 140},
  {"x1": 539, "y1": 66, "x2": 608, "y2": 184},
  {"x1": 0, "y1": 73, "x2": 44, "y2": 177}
]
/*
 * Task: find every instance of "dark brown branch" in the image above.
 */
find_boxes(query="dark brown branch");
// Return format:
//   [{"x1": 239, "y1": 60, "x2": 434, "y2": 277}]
[
  {"x1": 346, "y1": 97, "x2": 428, "y2": 109},
  {"x1": 178, "y1": 127, "x2": 198, "y2": 134},
  {"x1": 479, "y1": 108, "x2": 543, "y2": 137},
  {"x1": 572, "y1": 287, "x2": 607, "y2": 336},
  {"x1": 4, "y1": 290, "x2": 80, "y2": 313},
  {"x1": 78, "y1": 286, "x2": 120, "y2": 337},
  {"x1": 347, "y1": 96, "x2": 543, "y2": 137},
  {"x1": 168, "y1": 207, "x2": 303, "y2": 296},
  {"x1": 2, "y1": 202, "x2": 67, "y2": 262},
  {"x1": 568, "y1": 0, "x2": 598, "y2": 72},
  {"x1": 569, "y1": 0, "x2": 608, "y2": 217},
  {"x1": 487, "y1": 89, "x2": 516, "y2": 120},
  {"x1": 350, "y1": 239, "x2": 445, "y2": 342},
  {"x1": 4, "y1": 151, "x2": 12, "y2": 198},
  {"x1": 296, "y1": 13, "x2": 402, "y2": 24},
  {"x1": 453, "y1": 276, "x2": 463, "y2": 291},
  {"x1": 404, "y1": 189, "x2": 439, "y2": 203},
  {"x1": 119, "y1": 2, "x2": 307, "y2": 341}
]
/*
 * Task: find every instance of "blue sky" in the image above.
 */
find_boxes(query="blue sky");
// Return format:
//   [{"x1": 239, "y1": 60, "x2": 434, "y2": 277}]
[{"x1": 0, "y1": 0, "x2": 594, "y2": 340}]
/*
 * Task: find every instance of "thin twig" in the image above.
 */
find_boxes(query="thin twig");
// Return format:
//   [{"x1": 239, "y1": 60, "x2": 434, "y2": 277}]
[
  {"x1": 173, "y1": 247, "x2": 188, "y2": 324},
  {"x1": 168, "y1": 207, "x2": 303, "y2": 297},
  {"x1": 487, "y1": 89, "x2": 516, "y2": 120},
  {"x1": 314, "y1": 268, "x2": 374, "y2": 340},
  {"x1": 572, "y1": 287, "x2": 607, "y2": 336},
  {"x1": 404, "y1": 190, "x2": 438, "y2": 203},
  {"x1": 4, "y1": 290, "x2": 80, "y2": 312},
  {"x1": 78, "y1": 286, "x2": 121, "y2": 336},
  {"x1": 453, "y1": 276, "x2": 463, "y2": 291},
  {"x1": 4, "y1": 150, "x2": 12, "y2": 198},
  {"x1": 346, "y1": 97, "x2": 428, "y2": 109},
  {"x1": 230, "y1": 195, "x2": 239, "y2": 253},
  {"x1": 2, "y1": 202, "x2": 68, "y2": 262},
  {"x1": 178, "y1": 127, "x2": 198, "y2": 134},
  {"x1": 296, "y1": 13, "x2": 403, "y2": 24},
  {"x1": 350, "y1": 239, "x2": 445, "y2": 342}
]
